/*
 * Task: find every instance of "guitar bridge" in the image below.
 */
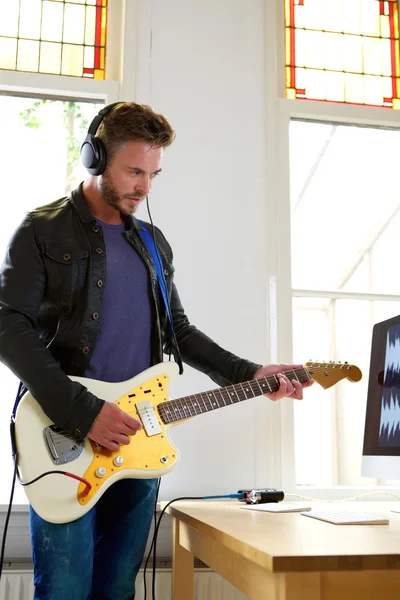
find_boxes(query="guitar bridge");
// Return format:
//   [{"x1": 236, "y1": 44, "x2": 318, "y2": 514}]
[
  {"x1": 43, "y1": 425, "x2": 85, "y2": 465},
  {"x1": 136, "y1": 400, "x2": 162, "y2": 437}
]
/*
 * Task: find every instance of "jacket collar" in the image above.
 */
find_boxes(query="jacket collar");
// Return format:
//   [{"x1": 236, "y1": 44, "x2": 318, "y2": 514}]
[{"x1": 70, "y1": 183, "x2": 142, "y2": 231}]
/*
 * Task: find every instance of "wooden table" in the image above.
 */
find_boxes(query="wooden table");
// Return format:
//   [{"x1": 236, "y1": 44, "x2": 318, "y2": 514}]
[{"x1": 166, "y1": 500, "x2": 400, "y2": 600}]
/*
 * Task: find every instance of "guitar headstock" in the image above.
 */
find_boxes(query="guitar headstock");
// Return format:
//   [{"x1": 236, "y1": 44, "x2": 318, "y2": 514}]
[{"x1": 305, "y1": 361, "x2": 362, "y2": 389}]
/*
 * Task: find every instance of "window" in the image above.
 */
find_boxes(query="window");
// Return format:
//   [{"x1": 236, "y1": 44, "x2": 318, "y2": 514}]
[
  {"x1": 290, "y1": 120, "x2": 400, "y2": 486},
  {"x1": 262, "y1": 0, "x2": 400, "y2": 494},
  {"x1": 285, "y1": 0, "x2": 400, "y2": 108},
  {"x1": 0, "y1": 0, "x2": 108, "y2": 78},
  {"x1": 0, "y1": 95, "x2": 103, "y2": 504}
]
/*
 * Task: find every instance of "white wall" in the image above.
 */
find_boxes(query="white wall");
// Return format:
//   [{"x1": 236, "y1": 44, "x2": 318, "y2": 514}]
[{"x1": 133, "y1": 0, "x2": 269, "y2": 507}]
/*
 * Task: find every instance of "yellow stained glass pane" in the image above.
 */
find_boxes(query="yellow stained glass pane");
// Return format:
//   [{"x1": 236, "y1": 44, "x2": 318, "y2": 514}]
[
  {"x1": 364, "y1": 75, "x2": 384, "y2": 105},
  {"x1": 345, "y1": 73, "x2": 364, "y2": 103},
  {"x1": 61, "y1": 44, "x2": 83, "y2": 77},
  {"x1": 287, "y1": 88, "x2": 296, "y2": 99},
  {"x1": 85, "y1": 6, "x2": 96, "y2": 45},
  {"x1": 286, "y1": 66, "x2": 291, "y2": 88},
  {"x1": 41, "y1": 1, "x2": 63, "y2": 43},
  {"x1": 305, "y1": 30, "x2": 325, "y2": 70},
  {"x1": 0, "y1": 37, "x2": 17, "y2": 69},
  {"x1": 343, "y1": 0, "x2": 362, "y2": 35},
  {"x1": 343, "y1": 35, "x2": 363, "y2": 74},
  {"x1": 325, "y1": 71, "x2": 345, "y2": 102},
  {"x1": 324, "y1": 32, "x2": 343, "y2": 71},
  {"x1": 18, "y1": 0, "x2": 41, "y2": 40},
  {"x1": 100, "y1": 8, "x2": 107, "y2": 46},
  {"x1": 39, "y1": 42, "x2": 62, "y2": 74},
  {"x1": 84, "y1": 46, "x2": 94, "y2": 69},
  {"x1": 323, "y1": 0, "x2": 342, "y2": 33},
  {"x1": 0, "y1": 0, "x2": 19, "y2": 37},
  {"x1": 393, "y1": 98, "x2": 400, "y2": 109},
  {"x1": 100, "y1": 48, "x2": 105, "y2": 70},
  {"x1": 63, "y1": 4, "x2": 85, "y2": 45},
  {"x1": 94, "y1": 68, "x2": 104, "y2": 80},
  {"x1": 361, "y1": 0, "x2": 380, "y2": 36},
  {"x1": 17, "y1": 40, "x2": 39, "y2": 72},
  {"x1": 363, "y1": 37, "x2": 383, "y2": 76},
  {"x1": 285, "y1": 28, "x2": 291, "y2": 66}
]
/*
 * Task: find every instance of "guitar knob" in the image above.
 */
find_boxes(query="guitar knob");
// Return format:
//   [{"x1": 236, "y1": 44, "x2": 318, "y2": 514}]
[
  {"x1": 113, "y1": 456, "x2": 124, "y2": 467},
  {"x1": 95, "y1": 467, "x2": 106, "y2": 478}
]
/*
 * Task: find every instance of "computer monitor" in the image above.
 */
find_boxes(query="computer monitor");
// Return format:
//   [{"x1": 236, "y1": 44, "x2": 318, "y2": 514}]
[{"x1": 362, "y1": 314, "x2": 400, "y2": 480}]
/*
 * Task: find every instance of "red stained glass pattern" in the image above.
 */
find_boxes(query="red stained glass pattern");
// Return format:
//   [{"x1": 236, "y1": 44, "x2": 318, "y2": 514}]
[
  {"x1": 0, "y1": 0, "x2": 107, "y2": 79},
  {"x1": 285, "y1": 0, "x2": 400, "y2": 108}
]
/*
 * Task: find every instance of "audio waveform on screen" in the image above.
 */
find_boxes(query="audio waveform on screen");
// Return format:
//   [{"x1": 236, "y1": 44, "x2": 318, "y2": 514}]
[{"x1": 379, "y1": 325, "x2": 400, "y2": 447}]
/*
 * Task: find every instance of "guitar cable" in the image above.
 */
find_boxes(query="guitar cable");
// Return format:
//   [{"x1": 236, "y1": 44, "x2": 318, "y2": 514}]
[
  {"x1": 143, "y1": 492, "x2": 245, "y2": 600},
  {"x1": 0, "y1": 320, "x2": 67, "y2": 582}
]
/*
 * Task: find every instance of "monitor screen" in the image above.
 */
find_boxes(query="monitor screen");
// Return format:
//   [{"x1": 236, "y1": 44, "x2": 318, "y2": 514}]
[{"x1": 362, "y1": 314, "x2": 400, "y2": 480}]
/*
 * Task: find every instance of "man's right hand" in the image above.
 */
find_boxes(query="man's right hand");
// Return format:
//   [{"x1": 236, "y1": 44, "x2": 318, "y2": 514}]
[{"x1": 87, "y1": 402, "x2": 142, "y2": 451}]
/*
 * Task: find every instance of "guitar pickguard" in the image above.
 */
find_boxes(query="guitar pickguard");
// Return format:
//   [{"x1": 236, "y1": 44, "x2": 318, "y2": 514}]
[{"x1": 77, "y1": 373, "x2": 177, "y2": 505}]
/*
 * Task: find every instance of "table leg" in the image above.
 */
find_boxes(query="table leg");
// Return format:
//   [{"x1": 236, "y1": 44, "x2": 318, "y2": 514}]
[{"x1": 171, "y1": 517, "x2": 194, "y2": 600}]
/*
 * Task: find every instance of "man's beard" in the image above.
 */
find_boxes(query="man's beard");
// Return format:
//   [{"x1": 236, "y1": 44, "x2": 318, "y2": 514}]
[{"x1": 99, "y1": 172, "x2": 143, "y2": 215}]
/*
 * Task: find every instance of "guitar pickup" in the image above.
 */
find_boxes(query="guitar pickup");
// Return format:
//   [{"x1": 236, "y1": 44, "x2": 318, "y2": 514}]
[{"x1": 136, "y1": 400, "x2": 162, "y2": 437}]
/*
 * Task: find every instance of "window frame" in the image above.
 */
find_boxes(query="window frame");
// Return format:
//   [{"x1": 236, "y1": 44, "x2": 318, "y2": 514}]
[{"x1": 261, "y1": 0, "x2": 400, "y2": 499}]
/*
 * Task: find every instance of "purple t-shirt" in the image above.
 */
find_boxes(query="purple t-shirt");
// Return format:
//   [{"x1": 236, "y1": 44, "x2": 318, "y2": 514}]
[{"x1": 85, "y1": 221, "x2": 152, "y2": 382}]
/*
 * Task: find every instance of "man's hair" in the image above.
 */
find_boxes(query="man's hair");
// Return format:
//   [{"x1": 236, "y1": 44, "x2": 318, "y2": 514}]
[{"x1": 96, "y1": 102, "x2": 175, "y2": 162}]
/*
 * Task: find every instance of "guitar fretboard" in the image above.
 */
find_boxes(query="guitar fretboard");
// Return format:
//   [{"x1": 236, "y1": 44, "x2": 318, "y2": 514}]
[{"x1": 157, "y1": 367, "x2": 311, "y2": 424}]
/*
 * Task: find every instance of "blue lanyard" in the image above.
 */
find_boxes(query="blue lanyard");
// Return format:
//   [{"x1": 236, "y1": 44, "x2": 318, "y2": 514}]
[{"x1": 137, "y1": 221, "x2": 174, "y2": 335}]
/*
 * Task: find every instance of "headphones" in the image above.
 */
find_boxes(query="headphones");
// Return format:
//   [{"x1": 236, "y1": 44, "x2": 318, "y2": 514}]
[{"x1": 80, "y1": 102, "x2": 122, "y2": 176}]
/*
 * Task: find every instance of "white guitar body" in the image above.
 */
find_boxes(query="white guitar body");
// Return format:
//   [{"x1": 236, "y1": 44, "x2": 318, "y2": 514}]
[{"x1": 15, "y1": 362, "x2": 180, "y2": 524}]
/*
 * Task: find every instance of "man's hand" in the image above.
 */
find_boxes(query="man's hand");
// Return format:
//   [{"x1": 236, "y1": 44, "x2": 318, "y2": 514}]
[
  {"x1": 253, "y1": 363, "x2": 314, "y2": 401},
  {"x1": 87, "y1": 402, "x2": 142, "y2": 451}
]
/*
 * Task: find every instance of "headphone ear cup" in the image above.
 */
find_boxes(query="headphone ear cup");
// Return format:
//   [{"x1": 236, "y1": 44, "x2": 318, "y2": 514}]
[{"x1": 80, "y1": 135, "x2": 107, "y2": 176}]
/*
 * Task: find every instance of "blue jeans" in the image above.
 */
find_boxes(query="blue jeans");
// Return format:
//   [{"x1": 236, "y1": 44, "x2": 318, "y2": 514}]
[{"x1": 30, "y1": 478, "x2": 158, "y2": 600}]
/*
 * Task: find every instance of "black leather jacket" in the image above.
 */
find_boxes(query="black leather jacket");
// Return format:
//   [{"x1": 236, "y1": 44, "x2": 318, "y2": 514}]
[{"x1": 0, "y1": 185, "x2": 260, "y2": 437}]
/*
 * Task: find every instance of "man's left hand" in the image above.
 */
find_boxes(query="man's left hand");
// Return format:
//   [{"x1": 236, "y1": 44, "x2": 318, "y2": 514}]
[{"x1": 253, "y1": 363, "x2": 314, "y2": 401}]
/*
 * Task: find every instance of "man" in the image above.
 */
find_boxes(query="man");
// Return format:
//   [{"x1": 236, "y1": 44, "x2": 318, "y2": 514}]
[{"x1": 0, "y1": 102, "x2": 312, "y2": 600}]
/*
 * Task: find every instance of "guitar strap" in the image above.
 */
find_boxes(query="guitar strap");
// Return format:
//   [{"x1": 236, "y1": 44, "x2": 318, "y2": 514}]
[{"x1": 137, "y1": 220, "x2": 175, "y2": 336}]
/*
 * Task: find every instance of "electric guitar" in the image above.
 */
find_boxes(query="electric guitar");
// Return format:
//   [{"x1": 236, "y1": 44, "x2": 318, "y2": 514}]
[{"x1": 14, "y1": 360, "x2": 362, "y2": 523}]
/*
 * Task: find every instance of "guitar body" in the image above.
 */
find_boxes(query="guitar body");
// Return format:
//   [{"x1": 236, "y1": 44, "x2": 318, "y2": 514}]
[{"x1": 15, "y1": 362, "x2": 180, "y2": 524}]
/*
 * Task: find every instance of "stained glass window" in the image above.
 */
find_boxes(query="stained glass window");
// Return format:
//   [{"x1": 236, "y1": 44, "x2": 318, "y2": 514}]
[
  {"x1": 0, "y1": 0, "x2": 107, "y2": 79},
  {"x1": 285, "y1": 0, "x2": 400, "y2": 108}
]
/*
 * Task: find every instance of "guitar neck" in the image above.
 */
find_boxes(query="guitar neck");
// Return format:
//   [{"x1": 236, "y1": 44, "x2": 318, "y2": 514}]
[{"x1": 157, "y1": 367, "x2": 311, "y2": 424}]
